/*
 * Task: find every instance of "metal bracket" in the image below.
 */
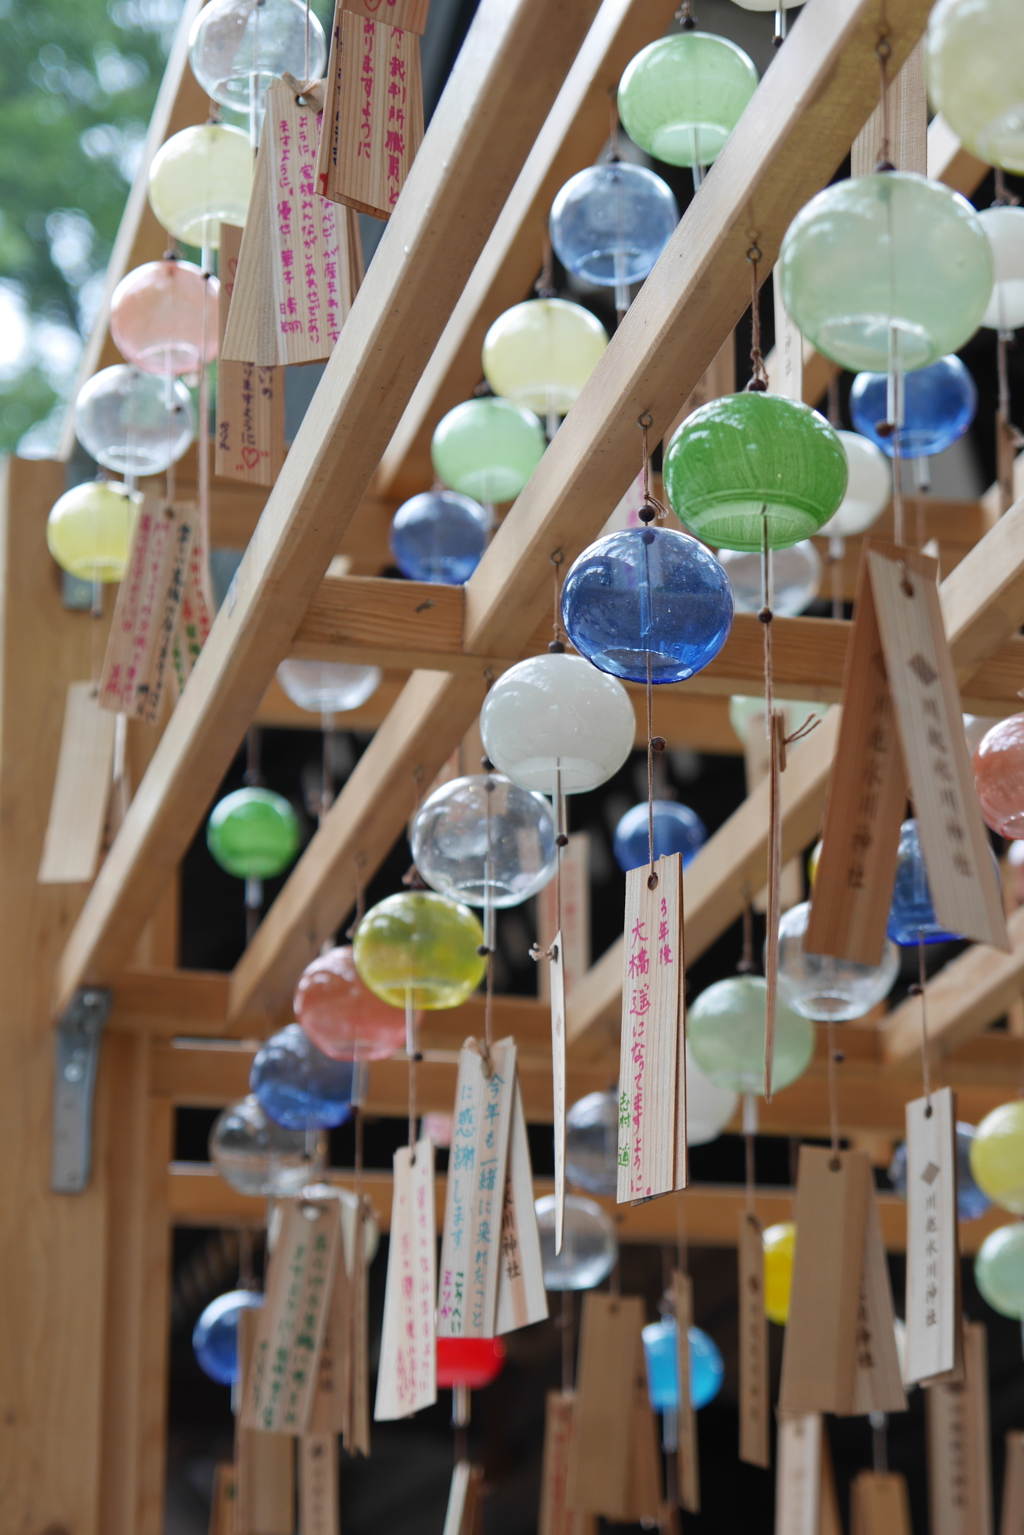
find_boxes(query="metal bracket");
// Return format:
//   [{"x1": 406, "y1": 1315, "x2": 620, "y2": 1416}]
[{"x1": 51, "y1": 988, "x2": 110, "y2": 1193}]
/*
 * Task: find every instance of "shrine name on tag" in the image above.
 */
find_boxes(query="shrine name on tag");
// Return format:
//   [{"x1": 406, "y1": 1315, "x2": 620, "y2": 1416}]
[
  {"x1": 806, "y1": 547, "x2": 907, "y2": 965},
  {"x1": 926, "y1": 1321, "x2": 993, "y2": 1535},
  {"x1": 866, "y1": 542, "x2": 1008, "y2": 951},
  {"x1": 905, "y1": 1086, "x2": 961, "y2": 1385},
  {"x1": 617, "y1": 853, "x2": 686, "y2": 1203},
  {"x1": 242, "y1": 1198, "x2": 341, "y2": 1434},
  {"x1": 438, "y1": 1037, "x2": 516, "y2": 1339},
  {"x1": 495, "y1": 1075, "x2": 547, "y2": 1334},
  {"x1": 738, "y1": 1213, "x2": 770, "y2": 1469},
  {"x1": 374, "y1": 1137, "x2": 436, "y2": 1420},
  {"x1": 673, "y1": 1269, "x2": 700, "y2": 1514},
  {"x1": 170, "y1": 529, "x2": 212, "y2": 695}
]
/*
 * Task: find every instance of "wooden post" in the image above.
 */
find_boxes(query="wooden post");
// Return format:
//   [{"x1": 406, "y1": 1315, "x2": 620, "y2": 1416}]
[{"x1": 0, "y1": 456, "x2": 172, "y2": 1535}]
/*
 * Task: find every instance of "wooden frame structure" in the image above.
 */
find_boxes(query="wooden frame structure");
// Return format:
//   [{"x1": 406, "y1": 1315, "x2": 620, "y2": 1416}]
[{"x1": 4, "y1": 0, "x2": 1023, "y2": 1529}]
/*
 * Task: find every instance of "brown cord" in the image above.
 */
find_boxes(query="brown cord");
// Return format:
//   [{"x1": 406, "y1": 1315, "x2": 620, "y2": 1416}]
[
  {"x1": 550, "y1": 550, "x2": 564, "y2": 646},
  {"x1": 911, "y1": 932, "x2": 932, "y2": 1113},
  {"x1": 535, "y1": 229, "x2": 556, "y2": 299},
  {"x1": 745, "y1": 248, "x2": 768, "y2": 389},
  {"x1": 827, "y1": 1020, "x2": 841, "y2": 1165},
  {"x1": 875, "y1": 33, "x2": 893, "y2": 169}
]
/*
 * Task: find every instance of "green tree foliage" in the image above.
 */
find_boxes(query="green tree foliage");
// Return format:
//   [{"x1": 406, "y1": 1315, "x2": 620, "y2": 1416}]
[{"x1": 0, "y1": 0, "x2": 178, "y2": 454}]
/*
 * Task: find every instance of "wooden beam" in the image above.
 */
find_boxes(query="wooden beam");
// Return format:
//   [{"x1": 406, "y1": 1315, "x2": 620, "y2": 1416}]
[
  {"x1": 57, "y1": 0, "x2": 208, "y2": 458},
  {"x1": 163, "y1": 1162, "x2": 1013, "y2": 1255},
  {"x1": 566, "y1": 496, "x2": 1024, "y2": 1056},
  {"x1": 53, "y1": 0, "x2": 604, "y2": 1019},
  {"x1": 150, "y1": 1038, "x2": 610, "y2": 1119},
  {"x1": 882, "y1": 906, "x2": 1024, "y2": 1068}
]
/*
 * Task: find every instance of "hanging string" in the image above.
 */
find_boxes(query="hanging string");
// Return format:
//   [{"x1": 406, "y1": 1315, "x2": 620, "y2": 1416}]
[
  {"x1": 304, "y1": 0, "x2": 310, "y2": 81},
  {"x1": 737, "y1": 897, "x2": 754, "y2": 974},
  {"x1": 911, "y1": 930, "x2": 932, "y2": 1113},
  {"x1": 674, "y1": 1, "x2": 695, "y2": 31},
  {"x1": 745, "y1": 248, "x2": 769, "y2": 391},
  {"x1": 637, "y1": 414, "x2": 667, "y2": 889},
  {"x1": 607, "y1": 88, "x2": 621, "y2": 163},
  {"x1": 549, "y1": 550, "x2": 564, "y2": 648},
  {"x1": 197, "y1": 264, "x2": 213, "y2": 611},
  {"x1": 744, "y1": 1111, "x2": 756, "y2": 1219},
  {"x1": 406, "y1": 986, "x2": 418, "y2": 1148},
  {"x1": 482, "y1": 771, "x2": 496, "y2": 1056},
  {"x1": 561, "y1": 1290, "x2": 574, "y2": 1394},
  {"x1": 874, "y1": 31, "x2": 893, "y2": 170},
  {"x1": 827, "y1": 1019, "x2": 842, "y2": 1166},
  {"x1": 244, "y1": 727, "x2": 263, "y2": 942},
  {"x1": 344, "y1": 853, "x2": 366, "y2": 940},
  {"x1": 826, "y1": 379, "x2": 844, "y2": 618}
]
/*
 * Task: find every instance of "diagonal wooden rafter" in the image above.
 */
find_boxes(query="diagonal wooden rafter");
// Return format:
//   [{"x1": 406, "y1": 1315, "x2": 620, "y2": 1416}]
[
  {"x1": 565, "y1": 495, "x2": 1024, "y2": 1057},
  {"x1": 52, "y1": 0, "x2": 605, "y2": 1018},
  {"x1": 220, "y1": 0, "x2": 935, "y2": 1025}
]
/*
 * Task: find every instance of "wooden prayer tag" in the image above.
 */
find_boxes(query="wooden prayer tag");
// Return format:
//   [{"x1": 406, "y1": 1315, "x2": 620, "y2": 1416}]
[
  {"x1": 215, "y1": 223, "x2": 286, "y2": 487},
  {"x1": 548, "y1": 929, "x2": 567, "y2": 1255},
  {"x1": 347, "y1": 1201, "x2": 371, "y2": 1454},
  {"x1": 236, "y1": 1306, "x2": 296, "y2": 1535},
  {"x1": 806, "y1": 547, "x2": 907, "y2": 965},
  {"x1": 905, "y1": 1086, "x2": 962, "y2": 1385},
  {"x1": 442, "y1": 1461, "x2": 484, "y2": 1535},
  {"x1": 308, "y1": 1198, "x2": 353, "y2": 1439},
  {"x1": 775, "y1": 1412, "x2": 823, "y2": 1535},
  {"x1": 538, "y1": 834, "x2": 590, "y2": 997},
  {"x1": 242, "y1": 1198, "x2": 341, "y2": 1435},
  {"x1": 617, "y1": 853, "x2": 686, "y2": 1203},
  {"x1": 867, "y1": 542, "x2": 1009, "y2": 950},
  {"x1": 298, "y1": 1433, "x2": 339, "y2": 1535},
  {"x1": 438, "y1": 1037, "x2": 516, "y2": 1339},
  {"x1": 566, "y1": 1293, "x2": 643, "y2": 1520},
  {"x1": 538, "y1": 1393, "x2": 595, "y2": 1535},
  {"x1": 672, "y1": 1270, "x2": 699, "y2": 1514},
  {"x1": 1000, "y1": 1430, "x2": 1024, "y2": 1535},
  {"x1": 99, "y1": 497, "x2": 197, "y2": 723},
  {"x1": 851, "y1": 1471, "x2": 914, "y2": 1535},
  {"x1": 926, "y1": 1321, "x2": 993, "y2": 1535},
  {"x1": 495, "y1": 1074, "x2": 548, "y2": 1334},
  {"x1": 207, "y1": 1461, "x2": 235, "y2": 1535},
  {"x1": 623, "y1": 1336, "x2": 663, "y2": 1524},
  {"x1": 316, "y1": 7, "x2": 425, "y2": 220},
  {"x1": 780, "y1": 1146, "x2": 904, "y2": 1417},
  {"x1": 374, "y1": 1137, "x2": 436, "y2": 1420},
  {"x1": 37, "y1": 682, "x2": 117, "y2": 885},
  {"x1": 738, "y1": 1212, "x2": 770, "y2": 1469},
  {"x1": 223, "y1": 80, "x2": 353, "y2": 366}
]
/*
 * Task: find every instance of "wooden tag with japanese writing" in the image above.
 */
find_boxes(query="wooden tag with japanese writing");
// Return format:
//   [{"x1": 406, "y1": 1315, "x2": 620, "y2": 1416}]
[
  {"x1": 851, "y1": 1471, "x2": 913, "y2": 1535},
  {"x1": 307, "y1": 1203, "x2": 352, "y2": 1438},
  {"x1": 905, "y1": 1087, "x2": 963, "y2": 1386},
  {"x1": 779, "y1": 1147, "x2": 871, "y2": 1414},
  {"x1": 617, "y1": 853, "x2": 686, "y2": 1203},
  {"x1": 207, "y1": 1461, "x2": 235, "y2": 1535},
  {"x1": 775, "y1": 1412, "x2": 823, "y2": 1535},
  {"x1": 223, "y1": 80, "x2": 348, "y2": 365},
  {"x1": 538, "y1": 1393, "x2": 595, "y2": 1535},
  {"x1": 738, "y1": 1212, "x2": 770, "y2": 1469},
  {"x1": 849, "y1": 1179, "x2": 907, "y2": 1417},
  {"x1": 374, "y1": 1137, "x2": 436, "y2": 1420},
  {"x1": 98, "y1": 497, "x2": 196, "y2": 723},
  {"x1": 566, "y1": 1293, "x2": 643, "y2": 1520},
  {"x1": 538, "y1": 834, "x2": 590, "y2": 998},
  {"x1": 215, "y1": 222, "x2": 286, "y2": 487},
  {"x1": 298, "y1": 1434, "x2": 338, "y2": 1535},
  {"x1": 672, "y1": 1270, "x2": 699, "y2": 1514},
  {"x1": 495, "y1": 1074, "x2": 547, "y2": 1334},
  {"x1": 242, "y1": 1198, "x2": 341, "y2": 1435},
  {"x1": 37, "y1": 682, "x2": 117, "y2": 884},
  {"x1": 548, "y1": 930, "x2": 567, "y2": 1255},
  {"x1": 171, "y1": 524, "x2": 213, "y2": 695},
  {"x1": 1001, "y1": 1430, "x2": 1024, "y2": 1535},
  {"x1": 926, "y1": 1321, "x2": 993, "y2": 1535},
  {"x1": 867, "y1": 542, "x2": 1009, "y2": 950},
  {"x1": 347, "y1": 1202, "x2": 370, "y2": 1454},
  {"x1": 318, "y1": 10, "x2": 424, "y2": 220},
  {"x1": 236, "y1": 1306, "x2": 296, "y2": 1535},
  {"x1": 438, "y1": 1037, "x2": 516, "y2": 1338},
  {"x1": 806, "y1": 547, "x2": 907, "y2": 964}
]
